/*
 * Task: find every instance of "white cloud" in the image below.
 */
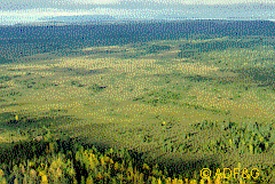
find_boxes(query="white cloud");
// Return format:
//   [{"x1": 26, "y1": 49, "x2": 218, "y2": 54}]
[
  {"x1": 72, "y1": 0, "x2": 119, "y2": 4},
  {"x1": 0, "y1": 8, "x2": 135, "y2": 25},
  {"x1": 0, "y1": 0, "x2": 274, "y2": 25},
  {"x1": 150, "y1": 0, "x2": 274, "y2": 4}
]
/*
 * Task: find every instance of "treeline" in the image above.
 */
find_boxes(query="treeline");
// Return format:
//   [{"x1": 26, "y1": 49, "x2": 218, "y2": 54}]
[
  {"x1": 0, "y1": 136, "x2": 199, "y2": 184},
  {"x1": 0, "y1": 137, "x2": 263, "y2": 184},
  {"x1": 1, "y1": 120, "x2": 275, "y2": 183},
  {"x1": 1, "y1": 20, "x2": 275, "y2": 60},
  {"x1": 178, "y1": 38, "x2": 265, "y2": 58}
]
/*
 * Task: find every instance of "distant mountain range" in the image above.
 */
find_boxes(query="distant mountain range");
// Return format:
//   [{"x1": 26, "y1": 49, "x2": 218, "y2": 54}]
[{"x1": 39, "y1": 15, "x2": 117, "y2": 24}]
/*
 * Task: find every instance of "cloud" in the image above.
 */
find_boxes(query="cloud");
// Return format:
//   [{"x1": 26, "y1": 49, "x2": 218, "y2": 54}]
[
  {"x1": 1, "y1": 0, "x2": 274, "y2": 11},
  {"x1": 148, "y1": 0, "x2": 274, "y2": 4},
  {"x1": 72, "y1": 0, "x2": 119, "y2": 5},
  {"x1": 1, "y1": 0, "x2": 274, "y2": 25}
]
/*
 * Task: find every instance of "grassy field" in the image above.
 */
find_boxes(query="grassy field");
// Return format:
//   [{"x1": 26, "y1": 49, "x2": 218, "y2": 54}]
[{"x1": 0, "y1": 36, "x2": 275, "y2": 183}]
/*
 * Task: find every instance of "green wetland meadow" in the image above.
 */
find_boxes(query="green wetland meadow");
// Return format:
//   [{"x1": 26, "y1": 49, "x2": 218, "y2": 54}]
[{"x1": 0, "y1": 21, "x2": 275, "y2": 183}]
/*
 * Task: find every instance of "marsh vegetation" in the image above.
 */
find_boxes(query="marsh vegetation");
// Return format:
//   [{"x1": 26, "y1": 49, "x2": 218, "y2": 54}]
[{"x1": 0, "y1": 20, "x2": 275, "y2": 183}]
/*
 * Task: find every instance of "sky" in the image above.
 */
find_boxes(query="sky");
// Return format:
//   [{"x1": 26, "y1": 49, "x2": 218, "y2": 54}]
[{"x1": 0, "y1": 0, "x2": 275, "y2": 25}]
